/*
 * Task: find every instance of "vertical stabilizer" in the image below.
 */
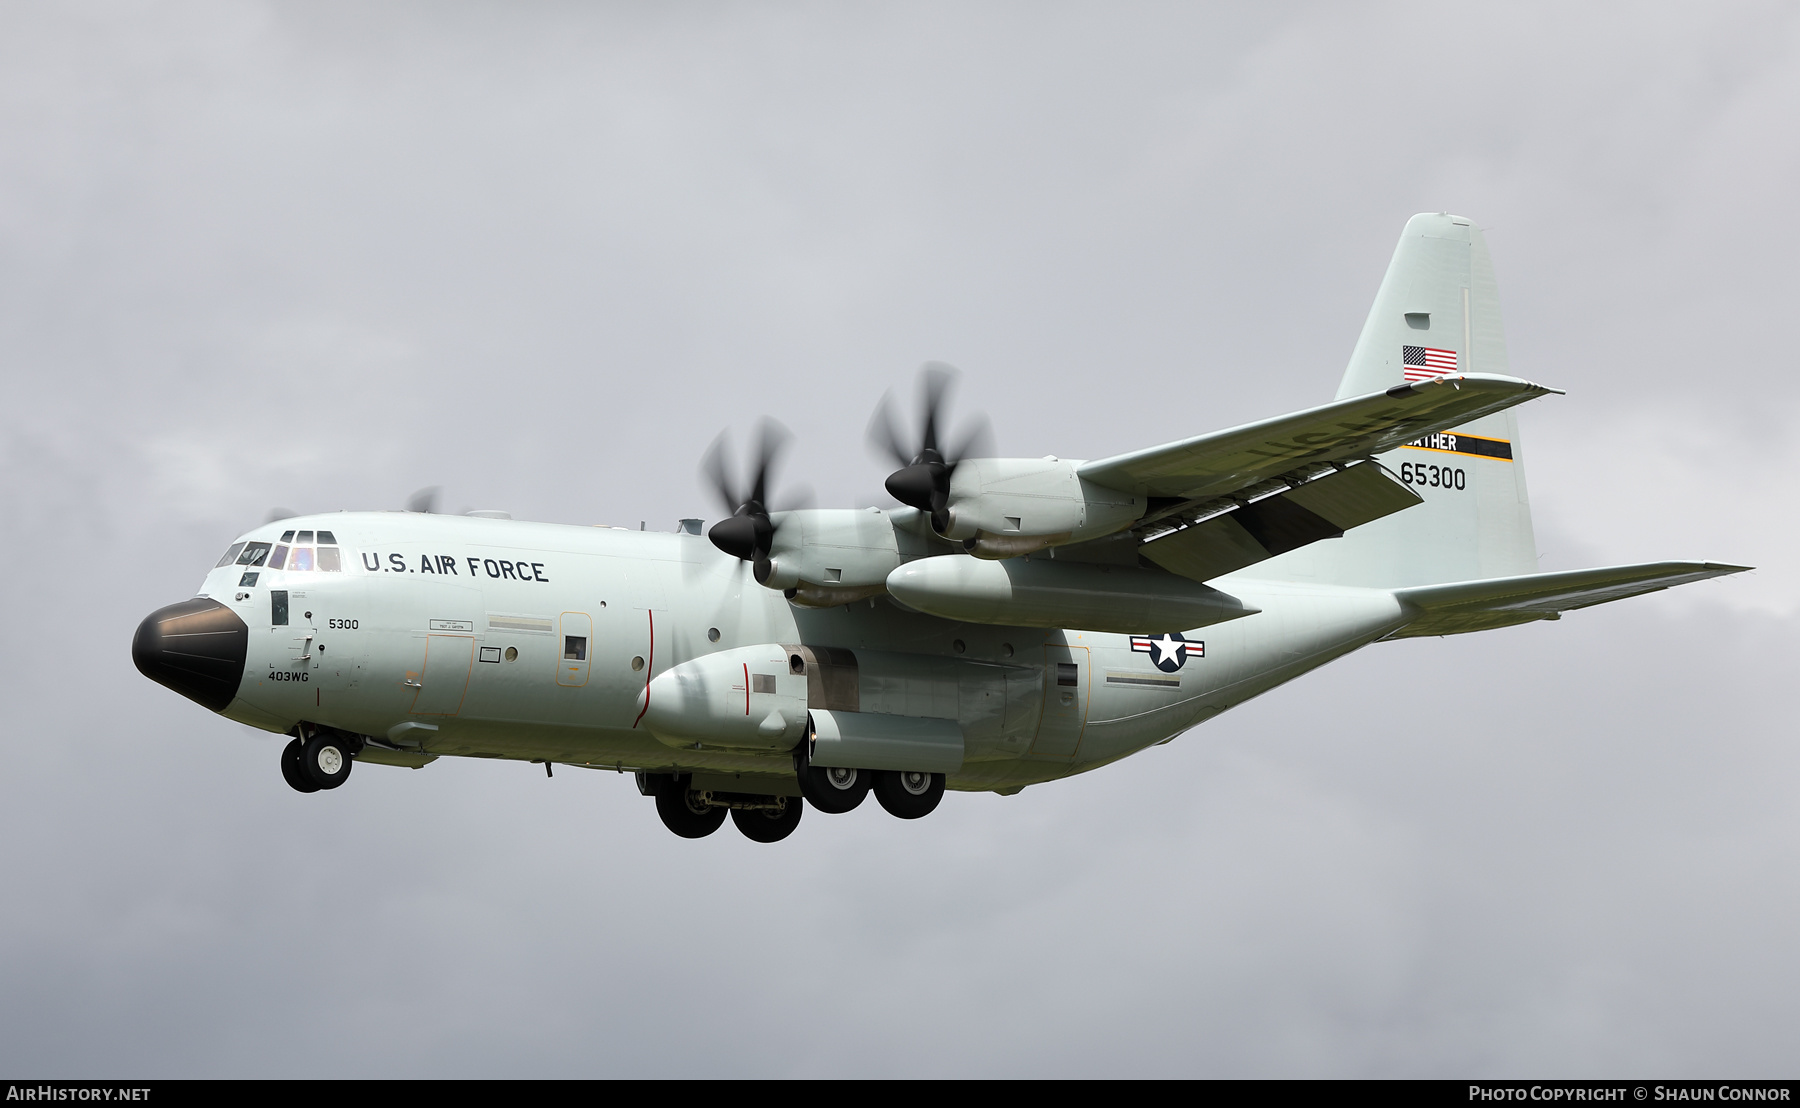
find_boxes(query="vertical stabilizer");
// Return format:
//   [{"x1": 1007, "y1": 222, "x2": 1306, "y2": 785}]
[{"x1": 1241, "y1": 214, "x2": 1538, "y2": 589}]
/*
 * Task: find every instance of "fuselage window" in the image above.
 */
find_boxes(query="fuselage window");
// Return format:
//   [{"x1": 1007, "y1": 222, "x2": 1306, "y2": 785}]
[
  {"x1": 237, "y1": 542, "x2": 272, "y2": 567},
  {"x1": 215, "y1": 542, "x2": 246, "y2": 568},
  {"x1": 564, "y1": 636, "x2": 588, "y2": 661},
  {"x1": 271, "y1": 589, "x2": 289, "y2": 626}
]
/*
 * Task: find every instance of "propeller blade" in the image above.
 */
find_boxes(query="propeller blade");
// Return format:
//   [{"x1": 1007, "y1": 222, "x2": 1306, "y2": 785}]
[
  {"x1": 701, "y1": 418, "x2": 795, "y2": 569},
  {"x1": 918, "y1": 362, "x2": 954, "y2": 462},
  {"x1": 700, "y1": 433, "x2": 740, "y2": 515},
  {"x1": 406, "y1": 486, "x2": 441, "y2": 514},
  {"x1": 869, "y1": 362, "x2": 995, "y2": 533},
  {"x1": 866, "y1": 390, "x2": 913, "y2": 469},
  {"x1": 748, "y1": 419, "x2": 791, "y2": 510}
]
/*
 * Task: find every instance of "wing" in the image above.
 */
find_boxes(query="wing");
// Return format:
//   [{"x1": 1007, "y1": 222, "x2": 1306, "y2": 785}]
[
  {"x1": 1077, "y1": 373, "x2": 1563, "y2": 501},
  {"x1": 1385, "y1": 562, "x2": 1752, "y2": 638}
]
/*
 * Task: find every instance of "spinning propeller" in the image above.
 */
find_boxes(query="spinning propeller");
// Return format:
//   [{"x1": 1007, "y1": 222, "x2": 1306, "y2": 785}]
[
  {"x1": 869, "y1": 363, "x2": 993, "y2": 534},
  {"x1": 703, "y1": 420, "x2": 806, "y2": 584}
]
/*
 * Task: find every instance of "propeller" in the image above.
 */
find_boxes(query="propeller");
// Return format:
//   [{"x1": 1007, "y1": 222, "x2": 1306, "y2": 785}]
[
  {"x1": 868, "y1": 362, "x2": 993, "y2": 534},
  {"x1": 703, "y1": 420, "x2": 801, "y2": 584},
  {"x1": 406, "y1": 486, "x2": 441, "y2": 514}
]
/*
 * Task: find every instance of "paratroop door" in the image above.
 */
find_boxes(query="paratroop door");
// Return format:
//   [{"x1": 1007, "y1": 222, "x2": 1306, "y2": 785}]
[{"x1": 1029, "y1": 645, "x2": 1089, "y2": 758}]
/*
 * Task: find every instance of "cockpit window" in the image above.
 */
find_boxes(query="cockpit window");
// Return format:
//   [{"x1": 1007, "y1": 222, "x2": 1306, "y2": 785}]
[
  {"x1": 215, "y1": 542, "x2": 246, "y2": 568},
  {"x1": 317, "y1": 531, "x2": 337, "y2": 545},
  {"x1": 267, "y1": 534, "x2": 342, "y2": 573},
  {"x1": 280, "y1": 531, "x2": 296, "y2": 543},
  {"x1": 237, "y1": 542, "x2": 272, "y2": 567}
]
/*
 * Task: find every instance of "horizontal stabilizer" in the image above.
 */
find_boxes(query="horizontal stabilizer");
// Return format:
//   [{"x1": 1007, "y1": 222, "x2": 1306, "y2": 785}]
[
  {"x1": 1386, "y1": 561, "x2": 1752, "y2": 638},
  {"x1": 1078, "y1": 373, "x2": 1561, "y2": 502},
  {"x1": 1142, "y1": 462, "x2": 1422, "y2": 583}
]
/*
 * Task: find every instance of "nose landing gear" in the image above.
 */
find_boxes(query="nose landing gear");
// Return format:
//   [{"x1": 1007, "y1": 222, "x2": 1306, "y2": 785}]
[{"x1": 279, "y1": 727, "x2": 356, "y2": 793}]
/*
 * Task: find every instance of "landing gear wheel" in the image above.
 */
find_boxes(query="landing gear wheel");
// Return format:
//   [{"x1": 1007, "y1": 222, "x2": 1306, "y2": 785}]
[
  {"x1": 800, "y1": 765, "x2": 872, "y2": 814},
  {"x1": 301, "y1": 732, "x2": 353, "y2": 790},
  {"x1": 655, "y1": 782, "x2": 729, "y2": 839},
  {"x1": 731, "y1": 798, "x2": 803, "y2": 843},
  {"x1": 874, "y1": 770, "x2": 944, "y2": 819},
  {"x1": 280, "y1": 739, "x2": 320, "y2": 794}
]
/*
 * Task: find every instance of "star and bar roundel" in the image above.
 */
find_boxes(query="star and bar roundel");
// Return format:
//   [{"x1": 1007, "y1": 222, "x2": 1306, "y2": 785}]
[{"x1": 1130, "y1": 632, "x2": 1204, "y2": 673}]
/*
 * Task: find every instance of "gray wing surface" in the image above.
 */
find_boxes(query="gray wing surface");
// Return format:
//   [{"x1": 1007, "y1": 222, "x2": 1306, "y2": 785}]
[
  {"x1": 1076, "y1": 373, "x2": 1562, "y2": 501},
  {"x1": 1385, "y1": 561, "x2": 1752, "y2": 638}
]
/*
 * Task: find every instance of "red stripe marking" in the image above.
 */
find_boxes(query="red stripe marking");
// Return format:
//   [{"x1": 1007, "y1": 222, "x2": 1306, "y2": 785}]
[
  {"x1": 631, "y1": 610, "x2": 655, "y2": 728},
  {"x1": 744, "y1": 662, "x2": 750, "y2": 715}
]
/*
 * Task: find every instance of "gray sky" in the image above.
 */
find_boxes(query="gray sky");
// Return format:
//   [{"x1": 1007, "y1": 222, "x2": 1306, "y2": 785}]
[{"x1": 1, "y1": 1, "x2": 1794, "y2": 1077}]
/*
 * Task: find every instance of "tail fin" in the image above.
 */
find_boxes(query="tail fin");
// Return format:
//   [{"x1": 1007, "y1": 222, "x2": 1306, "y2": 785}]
[{"x1": 1250, "y1": 213, "x2": 1540, "y2": 588}]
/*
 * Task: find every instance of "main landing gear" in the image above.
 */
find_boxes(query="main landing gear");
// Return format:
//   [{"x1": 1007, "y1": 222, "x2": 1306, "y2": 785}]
[
  {"x1": 644, "y1": 774, "x2": 802, "y2": 842},
  {"x1": 280, "y1": 727, "x2": 355, "y2": 793},
  {"x1": 872, "y1": 769, "x2": 945, "y2": 819},
  {"x1": 799, "y1": 746, "x2": 944, "y2": 820},
  {"x1": 642, "y1": 764, "x2": 946, "y2": 841}
]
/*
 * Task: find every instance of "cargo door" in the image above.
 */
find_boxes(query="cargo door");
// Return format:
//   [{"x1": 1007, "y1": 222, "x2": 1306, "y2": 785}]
[{"x1": 1029, "y1": 645, "x2": 1090, "y2": 758}]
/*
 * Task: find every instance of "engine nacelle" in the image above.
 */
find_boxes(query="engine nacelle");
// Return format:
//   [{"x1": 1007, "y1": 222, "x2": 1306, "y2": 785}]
[
  {"x1": 758, "y1": 507, "x2": 905, "y2": 603},
  {"x1": 938, "y1": 458, "x2": 1141, "y2": 553},
  {"x1": 639, "y1": 644, "x2": 809, "y2": 752},
  {"x1": 885, "y1": 554, "x2": 1259, "y2": 634}
]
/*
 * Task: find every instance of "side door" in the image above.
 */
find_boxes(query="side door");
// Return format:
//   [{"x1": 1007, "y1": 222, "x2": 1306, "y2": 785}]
[
  {"x1": 1029, "y1": 644, "x2": 1091, "y2": 758},
  {"x1": 371, "y1": 580, "x2": 483, "y2": 718}
]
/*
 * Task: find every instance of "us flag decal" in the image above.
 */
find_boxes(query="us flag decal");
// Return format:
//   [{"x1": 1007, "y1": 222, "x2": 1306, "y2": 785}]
[{"x1": 1403, "y1": 345, "x2": 1458, "y2": 381}]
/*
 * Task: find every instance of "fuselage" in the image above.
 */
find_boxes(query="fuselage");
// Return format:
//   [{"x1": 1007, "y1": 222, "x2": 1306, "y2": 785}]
[{"x1": 139, "y1": 511, "x2": 1411, "y2": 793}]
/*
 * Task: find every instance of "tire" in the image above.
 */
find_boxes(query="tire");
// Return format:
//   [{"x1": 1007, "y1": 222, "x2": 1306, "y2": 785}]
[
  {"x1": 800, "y1": 764, "x2": 871, "y2": 814},
  {"x1": 731, "y1": 798, "x2": 803, "y2": 843},
  {"x1": 873, "y1": 770, "x2": 944, "y2": 819},
  {"x1": 281, "y1": 739, "x2": 320, "y2": 794},
  {"x1": 301, "y1": 731, "x2": 353, "y2": 790},
  {"x1": 655, "y1": 784, "x2": 728, "y2": 839}
]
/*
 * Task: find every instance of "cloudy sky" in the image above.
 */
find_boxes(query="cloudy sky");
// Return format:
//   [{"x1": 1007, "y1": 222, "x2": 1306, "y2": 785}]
[{"x1": 2, "y1": 1, "x2": 1795, "y2": 1077}]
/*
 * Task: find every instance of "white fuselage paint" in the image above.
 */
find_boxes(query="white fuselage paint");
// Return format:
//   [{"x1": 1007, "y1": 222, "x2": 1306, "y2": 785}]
[{"x1": 205, "y1": 513, "x2": 1410, "y2": 792}]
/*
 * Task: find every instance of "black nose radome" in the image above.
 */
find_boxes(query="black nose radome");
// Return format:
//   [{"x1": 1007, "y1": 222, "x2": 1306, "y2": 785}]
[{"x1": 133, "y1": 598, "x2": 249, "y2": 713}]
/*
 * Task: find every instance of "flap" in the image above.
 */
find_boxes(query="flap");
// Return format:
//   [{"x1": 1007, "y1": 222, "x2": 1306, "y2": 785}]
[
  {"x1": 1076, "y1": 373, "x2": 1562, "y2": 501},
  {"x1": 1141, "y1": 462, "x2": 1421, "y2": 583},
  {"x1": 1386, "y1": 561, "x2": 1752, "y2": 638}
]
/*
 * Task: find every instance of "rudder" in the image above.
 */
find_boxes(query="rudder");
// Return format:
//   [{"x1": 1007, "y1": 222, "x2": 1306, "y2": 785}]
[{"x1": 1244, "y1": 213, "x2": 1539, "y2": 589}]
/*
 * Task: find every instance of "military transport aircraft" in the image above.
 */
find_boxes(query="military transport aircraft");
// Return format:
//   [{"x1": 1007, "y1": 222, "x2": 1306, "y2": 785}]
[{"x1": 132, "y1": 213, "x2": 1748, "y2": 844}]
